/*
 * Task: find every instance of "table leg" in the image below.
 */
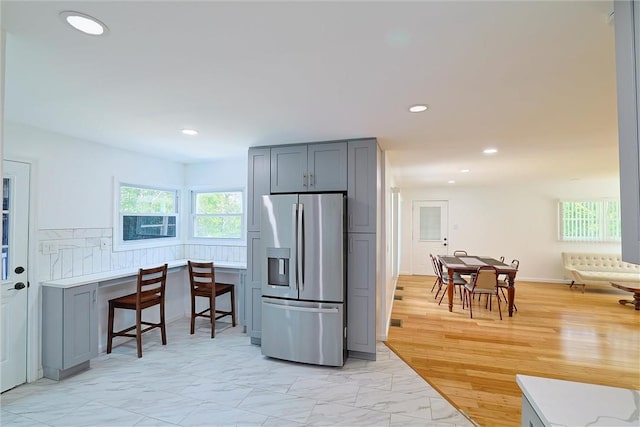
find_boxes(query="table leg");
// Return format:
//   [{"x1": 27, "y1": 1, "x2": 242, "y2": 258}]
[
  {"x1": 508, "y1": 274, "x2": 515, "y2": 317},
  {"x1": 618, "y1": 293, "x2": 640, "y2": 310},
  {"x1": 447, "y1": 268, "x2": 454, "y2": 312}
]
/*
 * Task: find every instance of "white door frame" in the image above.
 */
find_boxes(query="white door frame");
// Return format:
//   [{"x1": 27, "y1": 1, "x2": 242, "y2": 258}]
[
  {"x1": 3, "y1": 159, "x2": 39, "y2": 384},
  {"x1": 1, "y1": 160, "x2": 31, "y2": 391}
]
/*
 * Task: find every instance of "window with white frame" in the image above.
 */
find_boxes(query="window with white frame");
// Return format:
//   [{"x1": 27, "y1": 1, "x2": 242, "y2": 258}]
[
  {"x1": 558, "y1": 200, "x2": 621, "y2": 242},
  {"x1": 118, "y1": 184, "x2": 179, "y2": 244},
  {"x1": 191, "y1": 190, "x2": 244, "y2": 239}
]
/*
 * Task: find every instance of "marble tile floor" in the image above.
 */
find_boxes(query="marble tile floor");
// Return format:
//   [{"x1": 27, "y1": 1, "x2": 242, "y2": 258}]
[{"x1": 1, "y1": 319, "x2": 474, "y2": 427}]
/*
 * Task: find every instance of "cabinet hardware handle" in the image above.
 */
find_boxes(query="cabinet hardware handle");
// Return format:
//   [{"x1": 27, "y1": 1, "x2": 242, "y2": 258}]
[{"x1": 309, "y1": 174, "x2": 314, "y2": 186}]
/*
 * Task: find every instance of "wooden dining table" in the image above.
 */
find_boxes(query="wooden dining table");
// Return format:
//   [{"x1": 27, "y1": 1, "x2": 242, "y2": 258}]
[{"x1": 438, "y1": 255, "x2": 519, "y2": 317}]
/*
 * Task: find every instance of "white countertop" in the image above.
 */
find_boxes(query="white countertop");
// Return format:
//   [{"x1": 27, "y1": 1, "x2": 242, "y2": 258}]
[
  {"x1": 516, "y1": 374, "x2": 640, "y2": 427},
  {"x1": 42, "y1": 259, "x2": 246, "y2": 288}
]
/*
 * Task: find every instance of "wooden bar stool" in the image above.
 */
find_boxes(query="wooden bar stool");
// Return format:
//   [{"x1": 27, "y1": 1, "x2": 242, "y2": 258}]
[
  {"x1": 188, "y1": 261, "x2": 236, "y2": 338},
  {"x1": 106, "y1": 264, "x2": 168, "y2": 358}
]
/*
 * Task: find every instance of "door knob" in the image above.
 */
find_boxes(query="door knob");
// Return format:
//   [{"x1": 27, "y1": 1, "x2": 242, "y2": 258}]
[
  {"x1": 13, "y1": 282, "x2": 26, "y2": 290},
  {"x1": 15, "y1": 266, "x2": 25, "y2": 274}
]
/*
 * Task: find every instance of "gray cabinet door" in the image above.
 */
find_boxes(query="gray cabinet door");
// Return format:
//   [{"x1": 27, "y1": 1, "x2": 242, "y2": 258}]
[
  {"x1": 271, "y1": 145, "x2": 308, "y2": 193},
  {"x1": 347, "y1": 233, "x2": 376, "y2": 356},
  {"x1": 62, "y1": 283, "x2": 98, "y2": 369},
  {"x1": 246, "y1": 231, "x2": 262, "y2": 344},
  {"x1": 614, "y1": 0, "x2": 640, "y2": 264},
  {"x1": 308, "y1": 142, "x2": 347, "y2": 191},
  {"x1": 247, "y1": 147, "x2": 271, "y2": 232},
  {"x1": 520, "y1": 396, "x2": 545, "y2": 427},
  {"x1": 347, "y1": 139, "x2": 378, "y2": 233}
]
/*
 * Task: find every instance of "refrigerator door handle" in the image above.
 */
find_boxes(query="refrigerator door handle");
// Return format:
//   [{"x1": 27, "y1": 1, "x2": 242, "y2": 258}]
[
  {"x1": 263, "y1": 301, "x2": 339, "y2": 314},
  {"x1": 297, "y1": 202, "x2": 304, "y2": 291},
  {"x1": 291, "y1": 203, "x2": 298, "y2": 290}
]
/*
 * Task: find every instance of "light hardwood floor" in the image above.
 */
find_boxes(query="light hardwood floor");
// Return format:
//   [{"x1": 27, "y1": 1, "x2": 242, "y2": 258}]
[{"x1": 385, "y1": 275, "x2": 640, "y2": 427}]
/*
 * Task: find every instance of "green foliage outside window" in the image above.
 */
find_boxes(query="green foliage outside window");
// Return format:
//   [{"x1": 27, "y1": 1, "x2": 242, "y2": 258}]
[
  {"x1": 193, "y1": 191, "x2": 243, "y2": 239},
  {"x1": 120, "y1": 186, "x2": 176, "y2": 214},
  {"x1": 560, "y1": 200, "x2": 621, "y2": 242},
  {"x1": 119, "y1": 185, "x2": 178, "y2": 243}
]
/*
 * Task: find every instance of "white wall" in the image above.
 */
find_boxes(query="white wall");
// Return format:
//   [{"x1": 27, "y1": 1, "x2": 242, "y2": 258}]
[
  {"x1": 399, "y1": 177, "x2": 622, "y2": 282},
  {"x1": 184, "y1": 156, "x2": 247, "y2": 188},
  {"x1": 5, "y1": 122, "x2": 184, "y2": 229}
]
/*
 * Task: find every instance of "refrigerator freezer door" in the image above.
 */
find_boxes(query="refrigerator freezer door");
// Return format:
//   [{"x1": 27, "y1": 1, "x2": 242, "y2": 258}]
[
  {"x1": 261, "y1": 297, "x2": 344, "y2": 366},
  {"x1": 261, "y1": 194, "x2": 299, "y2": 299},
  {"x1": 299, "y1": 193, "x2": 344, "y2": 302}
]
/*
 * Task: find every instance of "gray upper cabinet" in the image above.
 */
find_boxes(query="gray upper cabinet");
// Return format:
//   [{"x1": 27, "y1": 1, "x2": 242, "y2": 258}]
[
  {"x1": 247, "y1": 147, "x2": 271, "y2": 232},
  {"x1": 308, "y1": 143, "x2": 348, "y2": 191},
  {"x1": 347, "y1": 139, "x2": 378, "y2": 233},
  {"x1": 271, "y1": 142, "x2": 347, "y2": 193},
  {"x1": 614, "y1": 0, "x2": 640, "y2": 264}
]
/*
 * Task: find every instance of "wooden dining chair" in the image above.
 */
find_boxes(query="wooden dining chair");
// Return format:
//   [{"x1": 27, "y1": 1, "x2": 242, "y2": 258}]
[
  {"x1": 452, "y1": 250, "x2": 471, "y2": 281},
  {"x1": 188, "y1": 261, "x2": 236, "y2": 338},
  {"x1": 462, "y1": 265, "x2": 502, "y2": 320},
  {"x1": 429, "y1": 253, "x2": 442, "y2": 293},
  {"x1": 497, "y1": 259, "x2": 519, "y2": 311},
  {"x1": 436, "y1": 257, "x2": 468, "y2": 304},
  {"x1": 107, "y1": 264, "x2": 168, "y2": 358}
]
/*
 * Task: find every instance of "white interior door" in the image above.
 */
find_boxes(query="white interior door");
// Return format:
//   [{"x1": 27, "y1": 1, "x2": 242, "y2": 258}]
[
  {"x1": 1, "y1": 160, "x2": 30, "y2": 392},
  {"x1": 411, "y1": 200, "x2": 448, "y2": 275}
]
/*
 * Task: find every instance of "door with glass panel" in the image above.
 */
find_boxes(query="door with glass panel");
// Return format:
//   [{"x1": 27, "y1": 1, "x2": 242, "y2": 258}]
[
  {"x1": 411, "y1": 200, "x2": 448, "y2": 275},
  {"x1": 1, "y1": 161, "x2": 30, "y2": 392}
]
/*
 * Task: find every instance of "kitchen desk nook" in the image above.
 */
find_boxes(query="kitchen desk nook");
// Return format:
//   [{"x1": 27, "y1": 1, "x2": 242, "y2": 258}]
[{"x1": 41, "y1": 259, "x2": 246, "y2": 380}]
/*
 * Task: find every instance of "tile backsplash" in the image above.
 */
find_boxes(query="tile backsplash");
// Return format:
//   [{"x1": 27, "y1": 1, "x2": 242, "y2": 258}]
[{"x1": 37, "y1": 228, "x2": 246, "y2": 282}]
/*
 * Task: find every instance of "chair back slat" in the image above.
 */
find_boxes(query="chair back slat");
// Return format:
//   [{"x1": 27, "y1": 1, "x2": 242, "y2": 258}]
[
  {"x1": 137, "y1": 264, "x2": 167, "y2": 302},
  {"x1": 188, "y1": 261, "x2": 216, "y2": 289}
]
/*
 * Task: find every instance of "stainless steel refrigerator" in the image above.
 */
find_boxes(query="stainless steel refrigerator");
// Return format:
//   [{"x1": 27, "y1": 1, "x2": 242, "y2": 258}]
[{"x1": 260, "y1": 193, "x2": 346, "y2": 367}]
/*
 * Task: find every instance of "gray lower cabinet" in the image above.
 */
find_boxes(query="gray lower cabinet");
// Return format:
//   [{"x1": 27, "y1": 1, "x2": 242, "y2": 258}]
[
  {"x1": 520, "y1": 396, "x2": 545, "y2": 427},
  {"x1": 246, "y1": 231, "x2": 262, "y2": 344},
  {"x1": 42, "y1": 283, "x2": 98, "y2": 380},
  {"x1": 347, "y1": 232, "x2": 376, "y2": 359},
  {"x1": 614, "y1": 0, "x2": 640, "y2": 264}
]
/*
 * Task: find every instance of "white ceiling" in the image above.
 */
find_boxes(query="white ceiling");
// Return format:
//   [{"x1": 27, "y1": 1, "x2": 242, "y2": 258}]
[{"x1": 1, "y1": 0, "x2": 619, "y2": 187}]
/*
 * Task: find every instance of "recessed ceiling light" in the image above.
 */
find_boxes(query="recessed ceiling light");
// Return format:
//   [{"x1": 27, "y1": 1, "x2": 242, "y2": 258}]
[
  {"x1": 408, "y1": 104, "x2": 429, "y2": 113},
  {"x1": 448, "y1": 180, "x2": 456, "y2": 184},
  {"x1": 483, "y1": 148, "x2": 498, "y2": 154},
  {"x1": 181, "y1": 129, "x2": 198, "y2": 136},
  {"x1": 460, "y1": 169, "x2": 470, "y2": 173},
  {"x1": 60, "y1": 11, "x2": 108, "y2": 36}
]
